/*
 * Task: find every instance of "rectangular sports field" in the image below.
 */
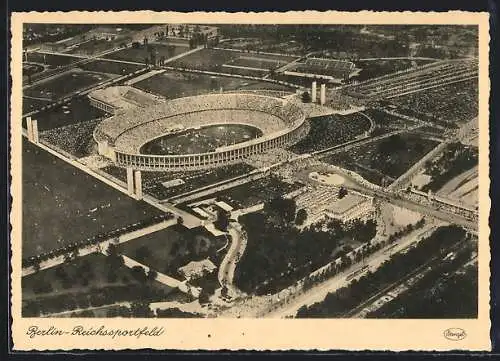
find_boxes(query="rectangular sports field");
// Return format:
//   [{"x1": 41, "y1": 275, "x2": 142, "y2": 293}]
[
  {"x1": 23, "y1": 70, "x2": 115, "y2": 101},
  {"x1": 170, "y1": 48, "x2": 297, "y2": 71},
  {"x1": 77, "y1": 59, "x2": 145, "y2": 75},
  {"x1": 66, "y1": 39, "x2": 122, "y2": 55},
  {"x1": 170, "y1": 48, "x2": 239, "y2": 69},
  {"x1": 104, "y1": 43, "x2": 189, "y2": 63},
  {"x1": 24, "y1": 52, "x2": 79, "y2": 68},
  {"x1": 133, "y1": 71, "x2": 292, "y2": 99},
  {"x1": 22, "y1": 139, "x2": 163, "y2": 259}
]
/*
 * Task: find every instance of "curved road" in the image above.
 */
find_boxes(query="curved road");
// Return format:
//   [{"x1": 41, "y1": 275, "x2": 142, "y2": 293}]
[{"x1": 217, "y1": 223, "x2": 247, "y2": 298}]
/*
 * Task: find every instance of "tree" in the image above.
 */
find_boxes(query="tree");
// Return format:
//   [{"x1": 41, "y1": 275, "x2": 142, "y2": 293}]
[
  {"x1": 147, "y1": 269, "x2": 158, "y2": 281},
  {"x1": 301, "y1": 91, "x2": 312, "y2": 103},
  {"x1": 214, "y1": 209, "x2": 230, "y2": 232},
  {"x1": 338, "y1": 186, "x2": 348, "y2": 199},
  {"x1": 32, "y1": 259, "x2": 41, "y2": 273},
  {"x1": 198, "y1": 289, "x2": 210, "y2": 304},
  {"x1": 131, "y1": 266, "x2": 147, "y2": 282},
  {"x1": 295, "y1": 209, "x2": 308, "y2": 226},
  {"x1": 130, "y1": 302, "x2": 153, "y2": 317}
]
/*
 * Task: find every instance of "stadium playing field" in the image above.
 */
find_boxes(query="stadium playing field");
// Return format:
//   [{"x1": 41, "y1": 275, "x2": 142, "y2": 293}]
[
  {"x1": 140, "y1": 124, "x2": 263, "y2": 155},
  {"x1": 133, "y1": 71, "x2": 292, "y2": 99},
  {"x1": 23, "y1": 70, "x2": 115, "y2": 101},
  {"x1": 22, "y1": 139, "x2": 163, "y2": 259}
]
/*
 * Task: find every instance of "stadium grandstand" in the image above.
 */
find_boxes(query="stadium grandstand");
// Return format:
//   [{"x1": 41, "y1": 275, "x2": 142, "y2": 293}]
[
  {"x1": 88, "y1": 86, "x2": 163, "y2": 114},
  {"x1": 344, "y1": 59, "x2": 478, "y2": 99},
  {"x1": 93, "y1": 93, "x2": 308, "y2": 171},
  {"x1": 287, "y1": 57, "x2": 355, "y2": 80}
]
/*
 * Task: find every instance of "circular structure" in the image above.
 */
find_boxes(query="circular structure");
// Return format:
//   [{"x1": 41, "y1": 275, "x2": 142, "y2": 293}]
[{"x1": 94, "y1": 93, "x2": 308, "y2": 171}]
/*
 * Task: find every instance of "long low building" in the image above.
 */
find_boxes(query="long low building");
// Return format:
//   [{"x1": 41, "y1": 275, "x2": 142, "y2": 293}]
[{"x1": 93, "y1": 93, "x2": 308, "y2": 171}]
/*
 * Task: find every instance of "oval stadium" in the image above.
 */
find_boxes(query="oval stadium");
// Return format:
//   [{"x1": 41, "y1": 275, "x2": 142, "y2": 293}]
[{"x1": 93, "y1": 93, "x2": 308, "y2": 171}]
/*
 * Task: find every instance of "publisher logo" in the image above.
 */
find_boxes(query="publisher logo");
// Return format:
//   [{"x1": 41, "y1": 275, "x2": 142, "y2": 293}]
[{"x1": 443, "y1": 328, "x2": 467, "y2": 341}]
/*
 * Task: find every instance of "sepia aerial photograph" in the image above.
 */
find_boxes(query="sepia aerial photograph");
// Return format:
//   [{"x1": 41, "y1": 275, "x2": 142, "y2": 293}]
[{"x1": 19, "y1": 22, "x2": 480, "y2": 321}]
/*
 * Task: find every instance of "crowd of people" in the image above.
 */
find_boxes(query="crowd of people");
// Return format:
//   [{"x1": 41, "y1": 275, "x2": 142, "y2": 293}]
[
  {"x1": 347, "y1": 59, "x2": 478, "y2": 99},
  {"x1": 392, "y1": 79, "x2": 478, "y2": 125},
  {"x1": 40, "y1": 118, "x2": 102, "y2": 158},
  {"x1": 290, "y1": 113, "x2": 371, "y2": 154}
]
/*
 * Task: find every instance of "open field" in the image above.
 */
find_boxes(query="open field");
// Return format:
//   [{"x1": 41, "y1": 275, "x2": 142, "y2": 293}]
[
  {"x1": 66, "y1": 39, "x2": 122, "y2": 55},
  {"x1": 22, "y1": 139, "x2": 163, "y2": 259},
  {"x1": 104, "y1": 43, "x2": 188, "y2": 63},
  {"x1": 322, "y1": 132, "x2": 440, "y2": 186},
  {"x1": 77, "y1": 59, "x2": 145, "y2": 75},
  {"x1": 170, "y1": 48, "x2": 241, "y2": 70},
  {"x1": 117, "y1": 224, "x2": 225, "y2": 276},
  {"x1": 133, "y1": 71, "x2": 291, "y2": 99},
  {"x1": 228, "y1": 55, "x2": 296, "y2": 70},
  {"x1": 290, "y1": 113, "x2": 372, "y2": 154},
  {"x1": 22, "y1": 97, "x2": 52, "y2": 115},
  {"x1": 22, "y1": 253, "x2": 174, "y2": 317},
  {"x1": 24, "y1": 70, "x2": 115, "y2": 101},
  {"x1": 24, "y1": 52, "x2": 78, "y2": 67},
  {"x1": 24, "y1": 96, "x2": 107, "y2": 130}
]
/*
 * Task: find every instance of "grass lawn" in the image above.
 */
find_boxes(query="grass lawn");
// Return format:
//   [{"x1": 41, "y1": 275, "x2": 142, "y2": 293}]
[
  {"x1": 22, "y1": 97, "x2": 52, "y2": 115},
  {"x1": 170, "y1": 48, "x2": 240, "y2": 70},
  {"x1": 24, "y1": 70, "x2": 115, "y2": 101},
  {"x1": 22, "y1": 139, "x2": 163, "y2": 259},
  {"x1": 25, "y1": 52, "x2": 78, "y2": 68},
  {"x1": 104, "y1": 43, "x2": 189, "y2": 63},
  {"x1": 77, "y1": 60, "x2": 145, "y2": 75},
  {"x1": 134, "y1": 71, "x2": 291, "y2": 99},
  {"x1": 23, "y1": 96, "x2": 107, "y2": 130},
  {"x1": 22, "y1": 253, "x2": 174, "y2": 316}
]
